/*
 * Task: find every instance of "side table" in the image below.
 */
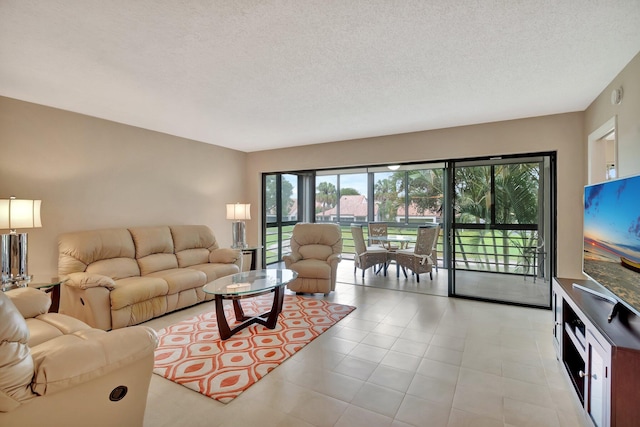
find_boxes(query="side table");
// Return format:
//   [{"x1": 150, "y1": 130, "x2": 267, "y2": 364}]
[
  {"x1": 240, "y1": 245, "x2": 263, "y2": 272},
  {"x1": 30, "y1": 280, "x2": 64, "y2": 313}
]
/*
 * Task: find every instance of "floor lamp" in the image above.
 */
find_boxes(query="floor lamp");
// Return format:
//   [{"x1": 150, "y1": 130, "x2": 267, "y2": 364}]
[
  {"x1": 226, "y1": 203, "x2": 250, "y2": 249},
  {"x1": 0, "y1": 197, "x2": 42, "y2": 290}
]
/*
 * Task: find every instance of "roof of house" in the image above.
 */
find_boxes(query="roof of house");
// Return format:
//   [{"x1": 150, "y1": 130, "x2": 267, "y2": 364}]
[{"x1": 318, "y1": 195, "x2": 372, "y2": 217}]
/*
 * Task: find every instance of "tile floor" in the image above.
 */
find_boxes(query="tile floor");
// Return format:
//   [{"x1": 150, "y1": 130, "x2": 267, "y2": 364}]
[
  {"x1": 340, "y1": 257, "x2": 550, "y2": 307},
  {"x1": 143, "y1": 267, "x2": 591, "y2": 427}
]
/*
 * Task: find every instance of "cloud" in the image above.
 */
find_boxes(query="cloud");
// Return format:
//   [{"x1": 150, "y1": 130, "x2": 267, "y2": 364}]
[
  {"x1": 617, "y1": 180, "x2": 627, "y2": 199},
  {"x1": 629, "y1": 216, "x2": 640, "y2": 238},
  {"x1": 584, "y1": 184, "x2": 603, "y2": 210}
]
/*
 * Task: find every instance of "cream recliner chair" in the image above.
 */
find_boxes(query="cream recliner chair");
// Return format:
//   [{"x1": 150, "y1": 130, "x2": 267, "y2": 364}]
[
  {"x1": 0, "y1": 287, "x2": 158, "y2": 427},
  {"x1": 283, "y1": 223, "x2": 343, "y2": 295}
]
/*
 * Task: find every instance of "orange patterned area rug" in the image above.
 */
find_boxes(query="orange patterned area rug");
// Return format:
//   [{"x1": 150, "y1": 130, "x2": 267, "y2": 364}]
[{"x1": 153, "y1": 295, "x2": 355, "y2": 403}]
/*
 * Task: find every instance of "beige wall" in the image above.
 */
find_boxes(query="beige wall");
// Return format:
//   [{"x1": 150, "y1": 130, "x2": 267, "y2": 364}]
[
  {"x1": 0, "y1": 96, "x2": 247, "y2": 281},
  {"x1": 247, "y1": 112, "x2": 587, "y2": 279},
  {"x1": 585, "y1": 51, "x2": 640, "y2": 178}
]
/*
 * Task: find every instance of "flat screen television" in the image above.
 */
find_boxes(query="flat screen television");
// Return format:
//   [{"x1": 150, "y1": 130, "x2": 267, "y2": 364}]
[{"x1": 583, "y1": 173, "x2": 640, "y2": 316}]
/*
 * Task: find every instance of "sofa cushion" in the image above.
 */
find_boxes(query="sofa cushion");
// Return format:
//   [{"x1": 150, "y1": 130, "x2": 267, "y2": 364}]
[
  {"x1": 137, "y1": 253, "x2": 179, "y2": 276},
  {"x1": 172, "y1": 225, "x2": 221, "y2": 268},
  {"x1": 25, "y1": 313, "x2": 92, "y2": 347},
  {"x1": 299, "y1": 244, "x2": 334, "y2": 260},
  {"x1": 190, "y1": 263, "x2": 240, "y2": 282},
  {"x1": 170, "y1": 225, "x2": 218, "y2": 252},
  {"x1": 288, "y1": 259, "x2": 332, "y2": 279},
  {"x1": 58, "y1": 228, "x2": 137, "y2": 278},
  {"x1": 25, "y1": 319, "x2": 62, "y2": 347},
  {"x1": 110, "y1": 276, "x2": 169, "y2": 310},
  {"x1": 176, "y1": 248, "x2": 210, "y2": 268},
  {"x1": 146, "y1": 268, "x2": 207, "y2": 294},
  {"x1": 129, "y1": 226, "x2": 179, "y2": 275},
  {"x1": 86, "y1": 258, "x2": 140, "y2": 280},
  {"x1": 129, "y1": 226, "x2": 175, "y2": 258}
]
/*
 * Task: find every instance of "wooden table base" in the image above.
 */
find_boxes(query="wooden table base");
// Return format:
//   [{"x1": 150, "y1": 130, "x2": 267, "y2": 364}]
[{"x1": 214, "y1": 284, "x2": 286, "y2": 340}]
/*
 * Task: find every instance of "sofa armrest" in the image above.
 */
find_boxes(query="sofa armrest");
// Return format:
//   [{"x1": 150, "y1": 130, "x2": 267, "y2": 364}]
[
  {"x1": 64, "y1": 272, "x2": 115, "y2": 290},
  {"x1": 31, "y1": 326, "x2": 158, "y2": 396},
  {"x1": 209, "y1": 248, "x2": 241, "y2": 265},
  {"x1": 5, "y1": 287, "x2": 51, "y2": 319}
]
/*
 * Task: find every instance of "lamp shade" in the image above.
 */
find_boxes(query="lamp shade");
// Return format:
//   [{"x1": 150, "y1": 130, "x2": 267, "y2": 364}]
[
  {"x1": 226, "y1": 203, "x2": 251, "y2": 221},
  {"x1": 0, "y1": 198, "x2": 42, "y2": 230}
]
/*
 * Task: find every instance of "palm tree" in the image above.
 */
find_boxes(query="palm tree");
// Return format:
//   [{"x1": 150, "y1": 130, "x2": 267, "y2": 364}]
[
  {"x1": 454, "y1": 166, "x2": 491, "y2": 224},
  {"x1": 453, "y1": 163, "x2": 540, "y2": 272},
  {"x1": 494, "y1": 163, "x2": 540, "y2": 273},
  {"x1": 316, "y1": 182, "x2": 337, "y2": 213},
  {"x1": 406, "y1": 169, "x2": 444, "y2": 216},
  {"x1": 374, "y1": 177, "x2": 399, "y2": 221}
]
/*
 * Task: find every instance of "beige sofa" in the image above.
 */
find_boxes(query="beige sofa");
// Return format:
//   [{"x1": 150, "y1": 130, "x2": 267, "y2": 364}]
[
  {"x1": 0, "y1": 287, "x2": 158, "y2": 427},
  {"x1": 58, "y1": 225, "x2": 241, "y2": 330}
]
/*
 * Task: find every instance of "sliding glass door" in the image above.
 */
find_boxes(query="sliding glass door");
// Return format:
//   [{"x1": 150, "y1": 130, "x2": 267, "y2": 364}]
[{"x1": 448, "y1": 154, "x2": 555, "y2": 307}]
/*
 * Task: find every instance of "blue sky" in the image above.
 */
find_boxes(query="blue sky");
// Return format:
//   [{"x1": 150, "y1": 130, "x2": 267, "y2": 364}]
[{"x1": 584, "y1": 175, "x2": 640, "y2": 262}]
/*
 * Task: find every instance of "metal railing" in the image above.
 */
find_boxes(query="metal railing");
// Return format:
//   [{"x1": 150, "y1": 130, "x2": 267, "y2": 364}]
[{"x1": 266, "y1": 223, "x2": 543, "y2": 279}]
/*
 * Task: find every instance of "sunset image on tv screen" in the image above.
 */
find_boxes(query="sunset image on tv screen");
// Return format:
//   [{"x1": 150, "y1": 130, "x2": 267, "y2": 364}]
[{"x1": 584, "y1": 174, "x2": 640, "y2": 309}]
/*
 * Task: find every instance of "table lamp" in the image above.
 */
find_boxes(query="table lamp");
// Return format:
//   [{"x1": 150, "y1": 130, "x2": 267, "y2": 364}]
[
  {"x1": 226, "y1": 203, "x2": 250, "y2": 249},
  {"x1": 0, "y1": 197, "x2": 42, "y2": 289}
]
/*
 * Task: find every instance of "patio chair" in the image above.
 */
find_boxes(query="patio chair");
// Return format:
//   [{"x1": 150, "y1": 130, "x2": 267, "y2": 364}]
[
  {"x1": 395, "y1": 224, "x2": 441, "y2": 282},
  {"x1": 367, "y1": 222, "x2": 400, "y2": 251},
  {"x1": 351, "y1": 224, "x2": 388, "y2": 277}
]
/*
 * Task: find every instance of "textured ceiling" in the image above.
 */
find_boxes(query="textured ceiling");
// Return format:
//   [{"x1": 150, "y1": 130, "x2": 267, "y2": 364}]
[{"x1": 1, "y1": 1, "x2": 640, "y2": 152}]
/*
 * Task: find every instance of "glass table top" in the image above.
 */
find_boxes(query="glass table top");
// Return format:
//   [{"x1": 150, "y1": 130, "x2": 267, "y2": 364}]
[{"x1": 203, "y1": 269, "x2": 297, "y2": 296}]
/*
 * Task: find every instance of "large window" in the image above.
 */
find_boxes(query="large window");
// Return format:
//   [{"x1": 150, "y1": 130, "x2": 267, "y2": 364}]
[
  {"x1": 265, "y1": 174, "x2": 298, "y2": 223},
  {"x1": 315, "y1": 170, "x2": 369, "y2": 223}
]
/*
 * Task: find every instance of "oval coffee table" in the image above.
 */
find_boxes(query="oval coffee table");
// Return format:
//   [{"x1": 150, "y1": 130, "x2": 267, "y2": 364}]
[{"x1": 203, "y1": 269, "x2": 297, "y2": 340}]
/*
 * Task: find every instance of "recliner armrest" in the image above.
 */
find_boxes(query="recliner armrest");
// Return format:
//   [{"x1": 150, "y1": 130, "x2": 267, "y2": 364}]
[
  {"x1": 327, "y1": 254, "x2": 342, "y2": 265},
  {"x1": 64, "y1": 272, "x2": 115, "y2": 290},
  {"x1": 282, "y1": 253, "x2": 301, "y2": 266},
  {"x1": 31, "y1": 326, "x2": 158, "y2": 396}
]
